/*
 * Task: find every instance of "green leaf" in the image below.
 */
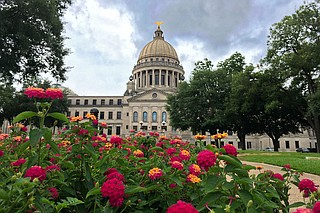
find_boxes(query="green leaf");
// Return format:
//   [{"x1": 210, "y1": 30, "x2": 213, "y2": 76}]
[
  {"x1": 42, "y1": 127, "x2": 52, "y2": 142},
  {"x1": 47, "y1": 140, "x2": 60, "y2": 154},
  {"x1": 18, "y1": 140, "x2": 30, "y2": 153},
  {"x1": 0, "y1": 189, "x2": 9, "y2": 200},
  {"x1": 125, "y1": 186, "x2": 147, "y2": 194},
  {"x1": 170, "y1": 176, "x2": 183, "y2": 187},
  {"x1": 149, "y1": 147, "x2": 163, "y2": 152},
  {"x1": 218, "y1": 155, "x2": 242, "y2": 168},
  {"x1": 29, "y1": 129, "x2": 42, "y2": 147},
  {"x1": 47, "y1": 112, "x2": 69, "y2": 123},
  {"x1": 86, "y1": 187, "x2": 101, "y2": 198},
  {"x1": 205, "y1": 175, "x2": 224, "y2": 193},
  {"x1": 13, "y1": 111, "x2": 38, "y2": 123},
  {"x1": 238, "y1": 190, "x2": 252, "y2": 206},
  {"x1": 196, "y1": 191, "x2": 223, "y2": 211},
  {"x1": 286, "y1": 202, "x2": 305, "y2": 210}
]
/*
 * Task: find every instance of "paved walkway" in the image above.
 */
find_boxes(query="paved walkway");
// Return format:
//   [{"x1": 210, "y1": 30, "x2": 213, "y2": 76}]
[{"x1": 242, "y1": 161, "x2": 320, "y2": 212}]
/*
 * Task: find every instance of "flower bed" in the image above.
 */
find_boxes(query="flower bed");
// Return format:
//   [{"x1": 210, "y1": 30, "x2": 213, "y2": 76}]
[{"x1": 0, "y1": 88, "x2": 319, "y2": 212}]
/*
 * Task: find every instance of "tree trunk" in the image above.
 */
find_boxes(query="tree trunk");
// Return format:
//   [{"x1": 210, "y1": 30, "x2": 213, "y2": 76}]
[
  {"x1": 313, "y1": 116, "x2": 320, "y2": 153},
  {"x1": 272, "y1": 137, "x2": 280, "y2": 152},
  {"x1": 237, "y1": 132, "x2": 246, "y2": 150}
]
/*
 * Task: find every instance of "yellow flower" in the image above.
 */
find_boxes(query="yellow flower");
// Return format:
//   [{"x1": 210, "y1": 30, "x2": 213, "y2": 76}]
[
  {"x1": 194, "y1": 134, "x2": 206, "y2": 140},
  {"x1": 85, "y1": 113, "x2": 96, "y2": 120},
  {"x1": 187, "y1": 174, "x2": 201, "y2": 183},
  {"x1": 70, "y1": 116, "x2": 83, "y2": 122}
]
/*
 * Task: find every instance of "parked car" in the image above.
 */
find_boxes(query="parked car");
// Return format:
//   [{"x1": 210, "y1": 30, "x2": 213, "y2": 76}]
[
  {"x1": 263, "y1": 147, "x2": 274, "y2": 152},
  {"x1": 296, "y1": 148, "x2": 310, "y2": 153}
]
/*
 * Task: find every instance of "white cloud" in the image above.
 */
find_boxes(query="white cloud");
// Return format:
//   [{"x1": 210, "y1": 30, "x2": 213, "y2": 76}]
[{"x1": 62, "y1": 0, "x2": 138, "y2": 95}]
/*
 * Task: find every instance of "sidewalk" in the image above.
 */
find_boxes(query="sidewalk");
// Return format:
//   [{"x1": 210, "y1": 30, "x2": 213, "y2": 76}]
[{"x1": 242, "y1": 161, "x2": 320, "y2": 211}]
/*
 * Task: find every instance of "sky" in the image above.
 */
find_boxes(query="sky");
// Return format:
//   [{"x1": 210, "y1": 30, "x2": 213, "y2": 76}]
[{"x1": 61, "y1": 0, "x2": 306, "y2": 96}]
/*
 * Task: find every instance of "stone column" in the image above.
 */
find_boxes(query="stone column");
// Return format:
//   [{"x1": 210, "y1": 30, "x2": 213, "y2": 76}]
[{"x1": 152, "y1": 69, "x2": 155, "y2": 87}]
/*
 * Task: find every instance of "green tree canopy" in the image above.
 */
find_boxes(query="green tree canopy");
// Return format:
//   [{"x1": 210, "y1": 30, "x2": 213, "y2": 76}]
[{"x1": 0, "y1": 0, "x2": 71, "y2": 84}]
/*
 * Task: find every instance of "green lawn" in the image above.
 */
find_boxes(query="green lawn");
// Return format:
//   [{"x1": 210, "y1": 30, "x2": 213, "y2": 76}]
[{"x1": 238, "y1": 150, "x2": 320, "y2": 175}]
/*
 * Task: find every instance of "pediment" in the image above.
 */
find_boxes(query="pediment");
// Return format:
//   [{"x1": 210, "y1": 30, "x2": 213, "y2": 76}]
[{"x1": 127, "y1": 88, "x2": 170, "y2": 102}]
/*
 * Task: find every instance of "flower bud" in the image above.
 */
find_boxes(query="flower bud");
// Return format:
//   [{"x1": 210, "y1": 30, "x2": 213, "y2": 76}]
[
  {"x1": 247, "y1": 200, "x2": 253, "y2": 208},
  {"x1": 224, "y1": 205, "x2": 231, "y2": 212}
]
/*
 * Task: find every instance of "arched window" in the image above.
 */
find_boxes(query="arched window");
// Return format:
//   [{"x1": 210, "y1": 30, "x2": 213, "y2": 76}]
[
  {"x1": 152, "y1": 112, "x2": 157, "y2": 122},
  {"x1": 133, "y1": 111, "x2": 138, "y2": 122},
  {"x1": 162, "y1": 112, "x2": 167, "y2": 122},
  {"x1": 143, "y1": 111, "x2": 148, "y2": 122}
]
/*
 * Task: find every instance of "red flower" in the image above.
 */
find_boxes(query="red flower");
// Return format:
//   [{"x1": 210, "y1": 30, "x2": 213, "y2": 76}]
[
  {"x1": 110, "y1": 135, "x2": 123, "y2": 145},
  {"x1": 45, "y1": 88, "x2": 64, "y2": 100},
  {"x1": 0, "y1": 150, "x2": 3, "y2": 157},
  {"x1": 148, "y1": 168, "x2": 163, "y2": 180},
  {"x1": 223, "y1": 144, "x2": 237, "y2": 156},
  {"x1": 170, "y1": 156, "x2": 182, "y2": 162},
  {"x1": 166, "y1": 200, "x2": 198, "y2": 213},
  {"x1": 179, "y1": 150, "x2": 190, "y2": 161},
  {"x1": 298, "y1": 179, "x2": 318, "y2": 197},
  {"x1": 313, "y1": 201, "x2": 320, "y2": 213},
  {"x1": 272, "y1": 173, "x2": 284, "y2": 181},
  {"x1": 196, "y1": 150, "x2": 217, "y2": 171},
  {"x1": 11, "y1": 158, "x2": 26, "y2": 167},
  {"x1": 101, "y1": 178, "x2": 125, "y2": 207},
  {"x1": 105, "y1": 168, "x2": 119, "y2": 175},
  {"x1": 24, "y1": 166, "x2": 46, "y2": 182},
  {"x1": 283, "y1": 164, "x2": 291, "y2": 170},
  {"x1": 292, "y1": 208, "x2": 313, "y2": 213},
  {"x1": 107, "y1": 172, "x2": 125, "y2": 182},
  {"x1": 169, "y1": 183, "x2": 177, "y2": 188},
  {"x1": 46, "y1": 164, "x2": 61, "y2": 172},
  {"x1": 21, "y1": 126, "x2": 28, "y2": 132},
  {"x1": 48, "y1": 187, "x2": 59, "y2": 200},
  {"x1": 171, "y1": 161, "x2": 184, "y2": 170},
  {"x1": 92, "y1": 119, "x2": 98, "y2": 126},
  {"x1": 166, "y1": 148, "x2": 176, "y2": 156},
  {"x1": 24, "y1": 87, "x2": 46, "y2": 99}
]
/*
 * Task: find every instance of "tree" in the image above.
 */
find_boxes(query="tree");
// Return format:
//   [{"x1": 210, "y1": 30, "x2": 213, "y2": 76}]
[
  {"x1": 0, "y1": 0, "x2": 71, "y2": 84},
  {"x1": 264, "y1": 1, "x2": 320, "y2": 152}
]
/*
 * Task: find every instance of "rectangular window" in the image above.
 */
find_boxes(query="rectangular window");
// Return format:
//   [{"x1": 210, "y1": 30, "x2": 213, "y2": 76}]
[
  {"x1": 168, "y1": 76, "x2": 171, "y2": 86},
  {"x1": 75, "y1": 111, "x2": 79, "y2": 116},
  {"x1": 116, "y1": 126, "x2": 121, "y2": 135},
  {"x1": 152, "y1": 126, "x2": 157, "y2": 130},
  {"x1": 76, "y1": 99, "x2": 80, "y2": 105},
  {"x1": 84, "y1": 99, "x2": 88, "y2": 105},
  {"x1": 101, "y1": 99, "x2": 105, "y2": 105},
  {"x1": 229, "y1": 141, "x2": 233, "y2": 145},
  {"x1": 126, "y1": 125, "x2": 128, "y2": 129},
  {"x1": 83, "y1": 111, "x2": 88, "y2": 117},
  {"x1": 107, "y1": 126, "x2": 112, "y2": 135},
  {"x1": 220, "y1": 141, "x2": 225, "y2": 147},
  {"x1": 149, "y1": 74, "x2": 152, "y2": 85},
  {"x1": 161, "y1": 75, "x2": 165, "y2": 85},
  {"x1": 247, "y1": 141, "x2": 252, "y2": 149},
  {"x1": 133, "y1": 126, "x2": 137, "y2": 131},
  {"x1": 286, "y1": 141, "x2": 290, "y2": 149},
  {"x1": 108, "y1": 112, "x2": 113, "y2": 119},
  {"x1": 127, "y1": 112, "x2": 129, "y2": 116},
  {"x1": 117, "y1": 112, "x2": 121, "y2": 119},
  {"x1": 100, "y1": 111, "x2": 105, "y2": 119},
  {"x1": 66, "y1": 111, "x2": 71, "y2": 117},
  {"x1": 238, "y1": 142, "x2": 241, "y2": 149},
  {"x1": 117, "y1": 99, "x2": 122, "y2": 105},
  {"x1": 109, "y1": 99, "x2": 113, "y2": 105},
  {"x1": 295, "y1": 141, "x2": 299, "y2": 149},
  {"x1": 155, "y1": 71, "x2": 159, "y2": 85},
  {"x1": 92, "y1": 99, "x2": 97, "y2": 105},
  {"x1": 67, "y1": 99, "x2": 72, "y2": 105}
]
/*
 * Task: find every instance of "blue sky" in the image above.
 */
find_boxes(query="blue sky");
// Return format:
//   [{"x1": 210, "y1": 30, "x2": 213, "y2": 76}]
[{"x1": 61, "y1": 0, "x2": 306, "y2": 96}]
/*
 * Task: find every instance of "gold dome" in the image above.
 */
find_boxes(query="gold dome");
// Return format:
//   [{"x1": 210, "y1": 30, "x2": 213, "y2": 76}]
[{"x1": 138, "y1": 26, "x2": 179, "y2": 62}]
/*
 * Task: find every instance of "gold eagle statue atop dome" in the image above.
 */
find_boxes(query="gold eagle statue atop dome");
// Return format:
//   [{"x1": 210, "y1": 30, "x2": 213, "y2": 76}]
[{"x1": 155, "y1": 21, "x2": 164, "y2": 28}]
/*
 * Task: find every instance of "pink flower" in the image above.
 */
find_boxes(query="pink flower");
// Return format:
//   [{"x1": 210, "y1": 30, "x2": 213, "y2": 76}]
[
  {"x1": 11, "y1": 158, "x2": 26, "y2": 167},
  {"x1": 48, "y1": 187, "x2": 59, "y2": 200},
  {"x1": 179, "y1": 150, "x2": 190, "y2": 161},
  {"x1": 189, "y1": 164, "x2": 201, "y2": 176},
  {"x1": 292, "y1": 208, "x2": 313, "y2": 213},
  {"x1": 166, "y1": 148, "x2": 177, "y2": 156},
  {"x1": 148, "y1": 168, "x2": 163, "y2": 180},
  {"x1": 283, "y1": 164, "x2": 291, "y2": 170},
  {"x1": 0, "y1": 150, "x2": 4, "y2": 157},
  {"x1": 166, "y1": 200, "x2": 198, "y2": 213},
  {"x1": 223, "y1": 144, "x2": 237, "y2": 156},
  {"x1": 45, "y1": 88, "x2": 64, "y2": 100},
  {"x1": 169, "y1": 183, "x2": 177, "y2": 188},
  {"x1": 45, "y1": 164, "x2": 61, "y2": 172},
  {"x1": 272, "y1": 173, "x2": 284, "y2": 181},
  {"x1": 101, "y1": 178, "x2": 125, "y2": 207},
  {"x1": 105, "y1": 168, "x2": 119, "y2": 175},
  {"x1": 92, "y1": 119, "x2": 98, "y2": 126},
  {"x1": 171, "y1": 161, "x2": 184, "y2": 170},
  {"x1": 313, "y1": 201, "x2": 320, "y2": 213},
  {"x1": 197, "y1": 150, "x2": 217, "y2": 171},
  {"x1": 24, "y1": 87, "x2": 46, "y2": 99},
  {"x1": 24, "y1": 166, "x2": 46, "y2": 182},
  {"x1": 107, "y1": 172, "x2": 125, "y2": 182}
]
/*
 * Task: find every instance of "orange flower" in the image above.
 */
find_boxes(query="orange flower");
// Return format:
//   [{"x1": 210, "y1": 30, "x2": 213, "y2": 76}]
[
  {"x1": 148, "y1": 167, "x2": 163, "y2": 180},
  {"x1": 13, "y1": 136, "x2": 22, "y2": 142},
  {"x1": 100, "y1": 122, "x2": 108, "y2": 128},
  {"x1": 24, "y1": 87, "x2": 46, "y2": 99},
  {"x1": 70, "y1": 116, "x2": 83, "y2": 122},
  {"x1": 45, "y1": 88, "x2": 63, "y2": 100},
  {"x1": 256, "y1": 166, "x2": 263, "y2": 170},
  {"x1": 194, "y1": 134, "x2": 206, "y2": 140},
  {"x1": 211, "y1": 132, "x2": 228, "y2": 139},
  {"x1": 179, "y1": 150, "x2": 190, "y2": 161},
  {"x1": 85, "y1": 113, "x2": 96, "y2": 120},
  {"x1": 133, "y1": 149, "x2": 144, "y2": 158},
  {"x1": 187, "y1": 174, "x2": 201, "y2": 183}
]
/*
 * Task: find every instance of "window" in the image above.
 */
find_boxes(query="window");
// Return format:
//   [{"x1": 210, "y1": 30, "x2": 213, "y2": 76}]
[
  {"x1": 155, "y1": 71, "x2": 159, "y2": 85},
  {"x1": 101, "y1": 99, "x2": 105, "y2": 105},
  {"x1": 76, "y1": 99, "x2": 80, "y2": 105},
  {"x1": 126, "y1": 112, "x2": 129, "y2": 116},
  {"x1": 162, "y1": 112, "x2": 167, "y2": 122},
  {"x1": 100, "y1": 111, "x2": 105, "y2": 119},
  {"x1": 107, "y1": 126, "x2": 112, "y2": 135},
  {"x1": 295, "y1": 141, "x2": 299, "y2": 149},
  {"x1": 133, "y1": 126, "x2": 138, "y2": 131},
  {"x1": 286, "y1": 141, "x2": 290, "y2": 149},
  {"x1": 116, "y1": 126, "x2": 121, "y2": 135},
  {"x1": 238, "y1": 142, "x2": 241, "y2": 149},
  {"x1": 168, "y1": 75, "x2": 171, "y2": 86},
  {"x1": 143, "y1": 111, "x2": 148, "y2": 122},
  {"x1": 83, "y1": 111, "x2": 88, "y2": 117},
  {"x1": 229, "y1": 141, "x2": 233, "y2": 145},
  {"x1": 75, "y1": 111, "x2": 79, "y2": 116},
  {"x1": 66, "y1": 111, "x2": 71, "y2": 117},
  {"x1": 67, "y1": 99, "x2": 72, "y2": 105},
  {"x1": 84, "y1": 99, "x2": 88, "y2": 105},
  {"x1": 152, "y1": 126, "x2": 157, "y2": 130},
  {"x1": 247, "y1": 141, "x2": 252, "y2": 149},
  {"x1": 117, "y1": 99, "x2": 122, "y2": 105},
  {"x1": 220, "y1": 141, "x2": 225, "y2": 147},
  {"x1": 149, "y1": 74, "x2": 152, "y2": 85},
  {"x1": 161, "y1": 74, "x2": 165, "y2": 85},
  {"x1": 108, "y1": 112, "x2": 113, "y2": 119},
  {"x1": 92, "y1": 99, "x2": 97, "y2": 105},
  {"x1": 152, "y1": 112, "x2": 157, "y2": 122},
  {"x1": 117, "y1": 112, "x2": 121, "y2": 119},
  {"x1": 109, "y1": 99, "x2": 113, "y2": 105},
  {"x1": 133, "y1": 111, "x2": 138, "y2": 122},
  {"x1": 126, "y1": 125, "x2": 128, "y2": 129}
]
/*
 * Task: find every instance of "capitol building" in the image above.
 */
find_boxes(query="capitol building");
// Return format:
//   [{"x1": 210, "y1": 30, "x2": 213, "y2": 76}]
[{"x1": 65, "y1": 25, "x2": 316, "y2": 152}]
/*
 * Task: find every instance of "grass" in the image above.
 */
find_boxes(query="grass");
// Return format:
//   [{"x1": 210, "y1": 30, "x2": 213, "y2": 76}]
[{"x1": 238, "y1": 150, "x2": 320, "y2": 175}]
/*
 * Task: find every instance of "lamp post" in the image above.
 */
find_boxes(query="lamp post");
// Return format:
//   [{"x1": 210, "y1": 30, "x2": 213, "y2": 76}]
[
  {"x1": 162, "y1": 121, "x2": 166, "y2": 136},
  {"x1": 139, "y1": 121, "x2": 143, "y2": 131}
]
